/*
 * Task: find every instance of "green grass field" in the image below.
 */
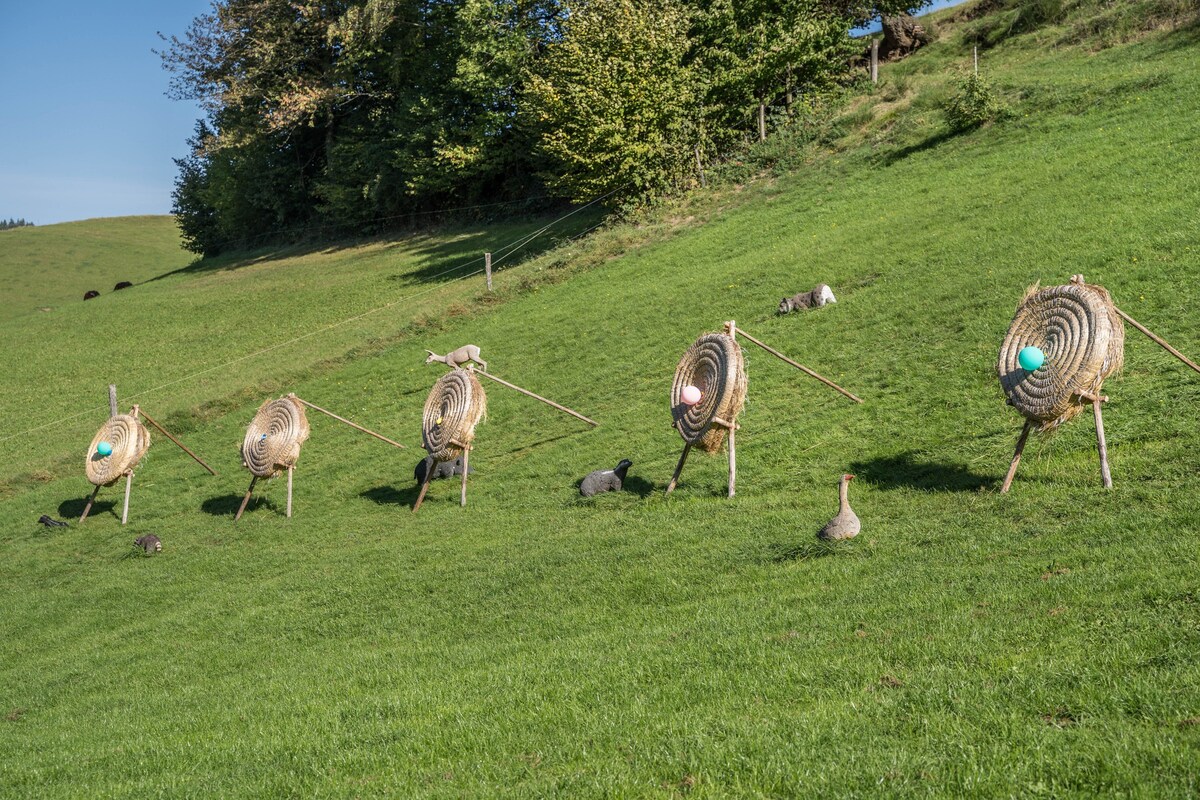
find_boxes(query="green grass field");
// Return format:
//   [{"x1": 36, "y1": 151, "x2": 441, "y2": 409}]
[{"x1": 2, "y1": 3, "x2": 1199, "y2": 796}]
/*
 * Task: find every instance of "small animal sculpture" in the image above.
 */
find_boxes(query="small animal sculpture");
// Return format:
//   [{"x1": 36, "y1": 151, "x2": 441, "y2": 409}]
[
  {"x1": 425, "y1": 345, "x2": 487, "y2": 372},
  {"x1": 113, "y1": 281, "x2": 133, "y2": 291},
  {"x1": 580, "y1": 459, "x2": 633, "y2": 497},
  {"x1": 38, "y1": 515, "x2": 69, "y2": 528},
  {"x1": 818, "y1": 474, "x2": 860, "y2": 541},
  {"x1": 414, "y1": 455, "x2": 473, "y2": 484},
  {"x1": 778, "y1": 283, "x2": 836, "y2": 314},
  {"x1": 134, "y1": 534, "x2": 162, "y2": 555},
  {"x1": 83, "y1": 290, "x2": 100, "y2": 300}
]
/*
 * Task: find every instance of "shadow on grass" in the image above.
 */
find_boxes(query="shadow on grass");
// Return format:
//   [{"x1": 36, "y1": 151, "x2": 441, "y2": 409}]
[
  {"x1": 879, "y1": 128, "x2": 960, "y2": 166},
  {"x1": 58, "y1": 497, "x2": 115, "y2": 519},
  {"x1": 200, "y1": 493, "x2": 271, "y2": 517},
  {"x1": 360, "y1": 484, "x2": 421, "y2": 508},
  {"x1": 850, "y1": 451, "x2": 996, "y2": 492},
  {"x1": 766, "y1": 540, "x2": 844, "y2": 563}
]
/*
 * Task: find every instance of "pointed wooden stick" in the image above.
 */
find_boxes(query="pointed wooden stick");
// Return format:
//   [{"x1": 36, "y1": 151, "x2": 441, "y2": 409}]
[
  {"x1": 733, "y1": 327, "x2": 864, "y2": 404},
  {"x1": 460, "y1": 447, "x2": 469, "y2": 508},
  {"x1": 727, "y1": 423, "x2": 737, "y2": 499},
  {"x1": 234, "y1": 476, "x2": 258, "y2": 522},
  {"x1": 1113, "y1": 306, "x2": 1200, "y2": 377},
  {"x1": 121, "y1": 472, "x2": 133, "y2": 525},
  {"x1": 1001, "y1": 420, "x2": 1034, "y2": 494},
  {"x1": 137, "y1": 408, "x2": 218, "y2": 475},
  {"x1": 665, "y1": 442, "x2": 693, "y2": 495},
  {"x1": 473, "y1": 369, "x2": 598, "y2": 427},
  {"x1": 79, "y1": 485, "x2": 100, "y2": 523},
  {"x1": 1093, "y1": 399, "x2": 1113, "y2": 489},
  {"x1": 291, "y1": 395, "x2": 407, "y2": 449},
  {"x1": 412, "y1": 469, "x2": 434, "y2": 513}
]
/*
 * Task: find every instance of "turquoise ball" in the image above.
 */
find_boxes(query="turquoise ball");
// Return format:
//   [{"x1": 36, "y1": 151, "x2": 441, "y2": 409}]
[
  {"x1": 1018, "y1": 346, "x2": 1045, "y2": 372},
  {"x1": 97, "y1": 441, "x2": 113, "y2": 457}
]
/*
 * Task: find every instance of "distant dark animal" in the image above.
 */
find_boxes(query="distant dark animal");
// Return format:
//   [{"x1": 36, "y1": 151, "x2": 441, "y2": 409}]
[
  {"x1": 134, "y1": 534, "x2": 162, "y2": 555},
  {"x1": 414, "y1": 455, "x2": 473, "y2": 484},
  {"x1": 38, "y1": 515, "x2": 68, "y2": 528},
  {"x1": 778, "y1": 283, "x2": 836, "y2": 314},
  {"x1": 113, "y1": 281, "x2": 133, "y2": 291},
  {"x1": 580, "y1": 459, "x2": 632, "y2": 497},
  {"x1": 83, "y1": 290, "x2": 100, "y2": 300}
]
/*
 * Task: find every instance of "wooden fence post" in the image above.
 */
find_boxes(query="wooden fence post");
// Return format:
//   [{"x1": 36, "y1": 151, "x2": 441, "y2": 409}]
[
  {"x1": 871, "y1": 39, "x2": 879, "y2": 84},
  {"x1": 485, "y1": 252, "x2": 492, "y2": 291},
  {"x1": 758, "y1": 103, "x2": 767, "y2": 142}
]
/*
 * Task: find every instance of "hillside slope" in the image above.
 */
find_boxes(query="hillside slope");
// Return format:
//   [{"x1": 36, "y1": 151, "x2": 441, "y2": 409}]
[{"x1": 2, "y1": 5, "x2": 1199, "y2": 797}]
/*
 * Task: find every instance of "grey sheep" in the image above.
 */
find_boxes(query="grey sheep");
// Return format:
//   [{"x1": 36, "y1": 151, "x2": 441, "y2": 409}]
[
  {"x1": 778, "y1": 283, "x2": 836, "y2": 314},
  {"x1": 134, "y1": 534, "x2": 162, "y2": 555},
  {"x1": 414, "y1": 455, "x2": 473, "y2": 484},
  {"x1": 580, "y1": 459, "x2": 632, "y2": 497}
]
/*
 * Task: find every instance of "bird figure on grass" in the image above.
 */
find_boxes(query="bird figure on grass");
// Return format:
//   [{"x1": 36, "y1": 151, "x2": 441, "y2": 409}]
[{"x1": 819, "y1": 474, "x2": 860, "y2": 541}]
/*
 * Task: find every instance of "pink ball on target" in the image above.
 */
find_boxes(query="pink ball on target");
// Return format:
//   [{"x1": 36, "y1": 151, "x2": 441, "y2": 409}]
[{"x1": 681, "y1": 385, "x2": 702, "y2": 405}]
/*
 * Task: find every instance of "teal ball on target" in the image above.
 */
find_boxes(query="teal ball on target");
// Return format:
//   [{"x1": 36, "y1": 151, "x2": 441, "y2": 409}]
[
  {"x1": 97, "y1": 441, "x2": 113, "y2": 457},
  {"x1": 1018, "y1": 346, "x2": 1045, "y2": 372}
]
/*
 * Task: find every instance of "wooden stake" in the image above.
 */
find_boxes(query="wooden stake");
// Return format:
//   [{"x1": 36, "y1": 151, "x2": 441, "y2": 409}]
[
  {"x1": 108, "y1": 384, "x2": 118, "y2": 418},
  {"x1": 292, "y1": 395, "x2": 407, "y2": 449},
  {"x1": 871, "y1": 39, "x2": 880, "y2": 83},
  {"x1": 758, "y1": 103, "x2": 767, "y2": 142},
  {"x1": 727, "y1": 423, "x2": 736, "y2": 499},
  {"x1": 665, "y1": 442, "x2": 693, "y2": 495},
  {"x1": 473, "y1": 369, "x2": 598, "y2": 427},
  {"x1": 121, "y1": 472, "x2": 133, "y2": 525},
  {"x1": 1093, "y1": 399, "x2": 1113, "y2": 489},
  {"x1": 734, "y1": 327, "x2": 864, "y2": 404},
  {"x1": 412, "y1": 469, "x2": 434, "y2": 513},
  {"x1": 79, "y1": 485, "x2": 100, "y2": 523},
  {"x1": 137, "y1": 408, "x2": 218, "y2": 475},
  {"x1": 287, "y1": 465, "x2": 294, "y2": 517},
  {"x1": 1001, "y1": 420, "x2": 1034, "y2": 494},
  {"x1": 234, "y1": 476, "x2": 258, "y2": 522},
  {"x1": 460, "y1": 447, "x2": 469, "y2": 508},
  {"x1": 485, "y1": 252, "x2": 493, "y2": 291},
  {"x1": 1113, "y1": 306, "x2": 1200, "y2": 377}
]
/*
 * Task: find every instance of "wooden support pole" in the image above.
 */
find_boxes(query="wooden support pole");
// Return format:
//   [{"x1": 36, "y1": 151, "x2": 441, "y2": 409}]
[
  {"x1": 473, "y1": 369, "x2": 599, "y2": 427},
  {"x1": 758, "y1": 103, "x2": 767, "y2": 142},
  {"x1": 727, "y1": 423, "x2": 737, "y2": 499},
  {"x1": 121, "y1": 472, "x2": 133, "y2": 525},
  {"x1": 665, "y1": 442, "x2": 693, "y2": 495},
  {"x1": 1093, "y1": 399, "x2": 1113, "y2": 489},
  {"x1": 485, "y1": 252, "x2": 493, "y2": 292},
  {"x1": 412, "y1": 469, "x2": 434, "y2": 513},
  {"x1": 1001, "y1": 420, "x2": 1034, "y2": 494},
  {"x1": 733, "y1": 326, "x2": 864, "y2": 404},
  {"x1": 108, "y1": 384, "x2": 118, "y2": 418},
  {"x1": 871, "y1": 39, "x2": 880, "y2": 83},
  {"x1": 79, "y1": 485, "x2": 100, "y2": 523},
  {"x1": 1113, "y1": 306, "x2": 1200, "y2": 377},
  {"x1": 137, "y1": 408, "x2": 218, "y2": 475},
  {"x1": 460, "y1": 447, "x2": 469, "y2": 508},
  {"x1": 287, "y1": 465, "x2": 294, "y2": 518},
  {"x1": 234, "y1": 476, "x2": 258, "y2": 522},
  {"x1": 292, "y1": 395, "x2": 407, "y2": 449}
]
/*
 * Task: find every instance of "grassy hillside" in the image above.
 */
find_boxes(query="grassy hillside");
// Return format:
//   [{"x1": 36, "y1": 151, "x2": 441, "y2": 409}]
[
  {"x1": 0, "y1": 216, "x2": 193, "y2": 323},
  {"x1": 2, "y1": 3, "x2": 1200, "y2": 796}
]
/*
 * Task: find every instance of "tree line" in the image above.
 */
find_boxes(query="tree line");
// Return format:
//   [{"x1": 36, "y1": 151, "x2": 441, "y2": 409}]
[
  {"x1": 161, "y1": 0, "x2": 922, "y2": 255},
  {"x1": 0, "y1": 218, "x2": 34, "y2": 231}
]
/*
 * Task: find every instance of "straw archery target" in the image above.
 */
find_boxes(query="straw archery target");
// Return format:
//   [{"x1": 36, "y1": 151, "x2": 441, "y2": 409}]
[
  {"x1": 242, "y1": 396, "x2": 310, "y2": 478},
  {"x1": 998, "y1": 282, "x2": 1125, "y2": 429},
  {"x1": 422, "y1": 368, "x2": 486, "y2": 463},
  {"x1": 671, "y1": 332, "x2": 747, "y2": 453},
  {"x1": 86, "y1": 414, "x2": 151, "y2": 486}
]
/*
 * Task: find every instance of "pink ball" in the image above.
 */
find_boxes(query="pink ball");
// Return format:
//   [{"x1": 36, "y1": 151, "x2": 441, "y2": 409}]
[{"x1": 681, "y1": 385, "x2": 702, "y2": 405}]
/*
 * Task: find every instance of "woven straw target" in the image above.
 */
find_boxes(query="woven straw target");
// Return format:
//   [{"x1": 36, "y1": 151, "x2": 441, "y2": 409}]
[
  {"x1": 422, "y1": 369, "x2": 487, "y2": 463},
  {"x1": 671, "y1": 332, "x2": 747, "y2": 453},
  {"x1": 86, "y1": 414, "x2": 150, "y2": 486},
  {"x1": 242, "y1": 396, "x2": 310, "y2": 478},
  {"x1": 998, "y1": 281, "x2": 1124, "y2": 430}
]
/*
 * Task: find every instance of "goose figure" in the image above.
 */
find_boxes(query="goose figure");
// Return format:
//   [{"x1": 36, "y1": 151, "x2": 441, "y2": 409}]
[{"x1": 819, "y1": 474, "x2": 860, "y2": 541}]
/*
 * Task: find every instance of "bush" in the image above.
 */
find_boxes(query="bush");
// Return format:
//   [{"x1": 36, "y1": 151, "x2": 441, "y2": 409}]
[{"x1": 944, "y1": 72, "x2": 1012, "y2": 131}]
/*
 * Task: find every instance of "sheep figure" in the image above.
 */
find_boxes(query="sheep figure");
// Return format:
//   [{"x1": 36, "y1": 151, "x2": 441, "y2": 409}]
[
  {"x1": 414, "y1": 455, "x2": 473, "y2": 484},
  {"x1": 778, "y1": 283, "x2": 836, "y2": 314},
  {"x1": 424, "y1": 345, "x2": 486, "y2": 372},
  {"x1": 134, "y1": 534, "x2": 162, "y2": 555},
  {"x1": 580, "y1": 459, "x2": 633, "y2": 497}
]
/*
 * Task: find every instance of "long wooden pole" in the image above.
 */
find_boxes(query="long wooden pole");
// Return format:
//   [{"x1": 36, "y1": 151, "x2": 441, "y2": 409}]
[
  {"x1": 79, "y1": 485, "x2": 100, "y2": 523},
  {"x1": 665, "y1": 442, "x2": 693, "y2": 495},
  {"x1": 1001, "y1": 420, "x2": 1033, "y2": 494},
  {"x1": 1113, "y1": 306, "x2": 1200, "y2": 377},
  {"x1": 1092, "y1": 400, "x2": 1113, "y2": 489},
  {"x1": 292, "y1": 395, "x2": 407, "y2": 450},
  {"x1": 460, "y1": 447, "x2": 469, "y2": 508},
  {"x1": 412, "y1": 470, "x2": 434, "y2": 513},
  {"x1": 121, "y1": 472, "x2": 133, "y2": 525},
  {"x1": 287, "y1": 465, "x2": 294, "y2": 517},
  {"x1": 734, "y1": 327, "x2": 864, "y2": 404},
  {"x1": 137, "y1": 408, "x2": 218, "y2": 475},
  {"x1": 727, "y1": 424, "x2": 736, "y2": 499},
  {"x1": 473, "y1": 369, "x2": 599, "y2": 427},
  {"x1": 234, "y1": 476, "x2": 258, "y2": 522}
]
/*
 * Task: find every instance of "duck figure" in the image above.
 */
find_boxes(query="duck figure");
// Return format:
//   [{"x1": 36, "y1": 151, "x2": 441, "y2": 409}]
[{"x1": 819, "y1": 474, "x2": 860, "y2": 541}]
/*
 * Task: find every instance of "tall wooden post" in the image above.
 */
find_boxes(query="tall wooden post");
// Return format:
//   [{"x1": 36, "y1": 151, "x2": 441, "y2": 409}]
[
  {"x1": 1093, "y1": 400, "x2": 1113, "y2": 489},
  {"x1": 108, "y1": 384, "x2": 118, "y2": 417},
  {"x1": 485, "y1": 252, "x2": 493, "y2": 291},
  {"x1": 758, "y1": 103, "x2": 767, "y2": 142},
  {"x1": 871, "y1": 39, "x2": 880, "y2": 84},
  {"x1": 121, "y1": 472, "x2": 133, "y2": 525}
]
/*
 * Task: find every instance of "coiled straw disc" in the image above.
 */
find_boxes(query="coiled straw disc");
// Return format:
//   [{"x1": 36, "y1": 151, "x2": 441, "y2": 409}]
[
  {"x1": 242, "y1": 396, "x2": 310, "y2": 478},
  {"x1": 671, "y1": 332, "x2": 747, "y2": 453},
  {"x1": 422, "y1": 369, "x2": 487, "y2": 463},
  {"x1": 998, "y1": 282, "x2": 1125, "y2": 430},
  {"x1": 86, "y1": 414, "x2": 150, "y2": 486}
]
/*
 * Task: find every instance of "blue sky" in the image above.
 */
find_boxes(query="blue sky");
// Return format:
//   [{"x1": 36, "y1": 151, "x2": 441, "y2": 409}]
[{"x1": 0, "y1": 0, "x2": 968, "y2": 227}]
